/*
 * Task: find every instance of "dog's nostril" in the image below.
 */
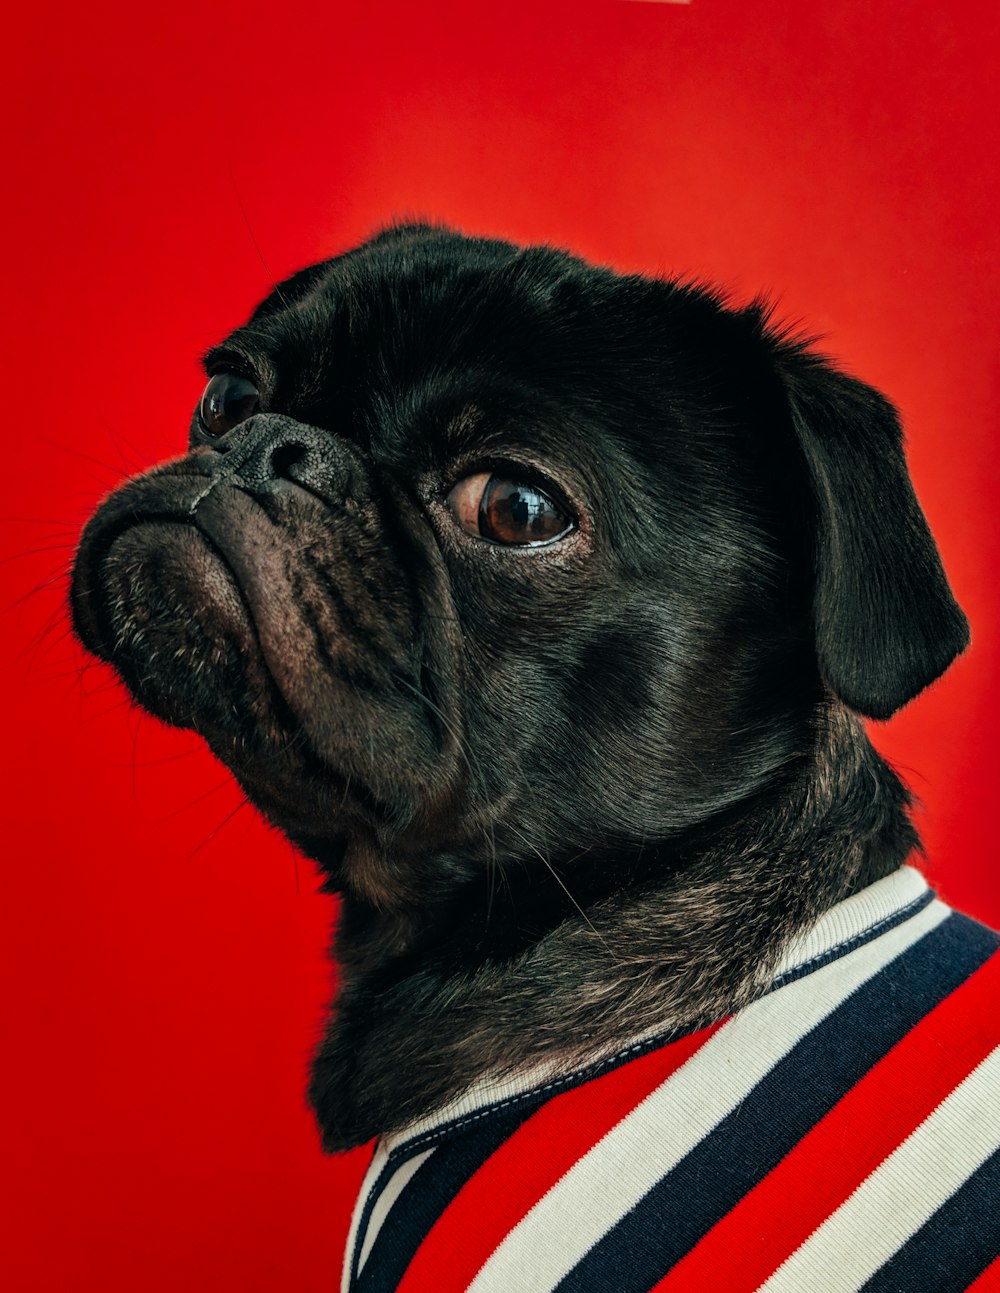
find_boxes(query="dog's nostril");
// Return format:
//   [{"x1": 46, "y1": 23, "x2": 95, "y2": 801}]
[{"x1": 270, "y1": 441, "x2": 307, "y2": 480}]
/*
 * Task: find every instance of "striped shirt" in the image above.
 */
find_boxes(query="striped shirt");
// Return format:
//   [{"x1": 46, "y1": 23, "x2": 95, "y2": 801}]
[{"x1": 342, "y1": 866, "x2": 1000, "y2": 1292}]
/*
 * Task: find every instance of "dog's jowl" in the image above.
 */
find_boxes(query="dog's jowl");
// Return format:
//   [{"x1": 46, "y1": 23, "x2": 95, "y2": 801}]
[{"x1": 72, "y1": 225, "x2": 999, "y2": 1291}]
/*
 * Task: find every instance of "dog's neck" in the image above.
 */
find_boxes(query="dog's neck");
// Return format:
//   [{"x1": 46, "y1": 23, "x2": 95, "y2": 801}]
[{"x1": 309, "y1": 704, "x2": 916, "y2": 1151}]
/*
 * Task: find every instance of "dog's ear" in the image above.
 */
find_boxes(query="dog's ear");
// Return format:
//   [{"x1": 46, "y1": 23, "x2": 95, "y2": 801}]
[{"x1": 767, "y1": 334, "x2": 969, "y2": 720}]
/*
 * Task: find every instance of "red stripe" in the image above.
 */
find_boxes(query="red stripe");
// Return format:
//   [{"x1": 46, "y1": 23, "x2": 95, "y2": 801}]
[
  {"x1": 968, "y1": 1255, "x2": 1000, "y2": 1292},
  {"x1": 653, "y1": 949, "x2": 1000, "y2": 1293},
  {"x1": 393, "y1": 1021, "x2": 724, "y2": 1293}
]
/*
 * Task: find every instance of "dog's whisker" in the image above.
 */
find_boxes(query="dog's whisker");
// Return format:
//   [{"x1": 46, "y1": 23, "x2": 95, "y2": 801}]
[
  {"x1": 37, "y1": 433, "x2": 128, "y2": 482},
  {"x1": 101, "y1": 746, "x2": 206, "y2": 768},
  {"x1": 5, "y1": 562, "x2": 74, "y2": 614},
  {"x1": 285, "y1": 836, "x2": 302, "y2": 897},
  {"x1": 79, "y1": 695, "x2": 135, "y2": 724},
  {"x1": 504, "y1": 822, "x2": 619, "y2": 964},
  {"x1": 185, "y1": 796, "x2": 251, "y2": 860},
  {"x1": 66, "y1": 672, "x2": 121, "y2": 698},
  {"x1": 483, "y1": 821, "x2": 502, "y2": 924},
  {"x1": 161, "y1": 774, "x2": 241, "y2": 822},
  {"x1": 18, "y1": 602, "x2": 75, "y2": 660},
  {"x1": 5, "y1": 516, "x2": 85, "y2": 527},
  {"x1": 100, "y1": 418, "x2": 151, "y2": 475},
  {"x1": 227, "y1": 167, "x2": 290, "y2": 310},
  {"x1": 0, "y1": 541, "x2": 77, "y2": 568}
]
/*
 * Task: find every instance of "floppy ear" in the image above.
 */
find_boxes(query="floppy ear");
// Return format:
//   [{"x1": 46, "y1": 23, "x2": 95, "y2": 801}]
[{"x1": 773, "y1": 345, "x2": 969, "y2": 720}]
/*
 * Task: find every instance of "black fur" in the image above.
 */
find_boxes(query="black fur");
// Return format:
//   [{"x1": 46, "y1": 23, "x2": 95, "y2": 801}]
[{"x1": 70, "y1": 224, "x2": 969, "y2": 1150}]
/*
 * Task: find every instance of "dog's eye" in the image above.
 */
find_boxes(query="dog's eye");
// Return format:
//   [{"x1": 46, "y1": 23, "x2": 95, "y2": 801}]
[
  {"x1": 198, "y1": 373, "x2": 261, "y2": 439},
  {"x1": 447, "y1": 473, "x2": 572, "y2": 546}
]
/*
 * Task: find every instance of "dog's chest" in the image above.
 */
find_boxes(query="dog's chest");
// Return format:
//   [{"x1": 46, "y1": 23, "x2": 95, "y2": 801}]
[{"x1": 342, "y1": 868, "x2": 1000, "y2": 1293}]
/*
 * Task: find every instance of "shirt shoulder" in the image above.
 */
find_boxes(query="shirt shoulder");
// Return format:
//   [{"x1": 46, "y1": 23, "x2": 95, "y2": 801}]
[{"x1": 343, "y1": 877, "x2": 1000, "y2": 1292}]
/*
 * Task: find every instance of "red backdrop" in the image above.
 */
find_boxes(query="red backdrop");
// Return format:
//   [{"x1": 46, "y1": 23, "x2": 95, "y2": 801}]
[{"x1": 3, "y1": 2, "x2": 998, "y2": 1289}]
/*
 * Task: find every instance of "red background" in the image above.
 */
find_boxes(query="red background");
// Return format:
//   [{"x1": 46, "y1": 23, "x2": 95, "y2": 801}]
[{"x1": 2, "y1": 2, "x2": 998, "y2": 1289}]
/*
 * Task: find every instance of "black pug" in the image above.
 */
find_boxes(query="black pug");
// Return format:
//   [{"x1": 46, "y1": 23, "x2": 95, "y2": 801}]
[{"x1": 71, "y1": 225, "x2": 1000, "y2": 1291}]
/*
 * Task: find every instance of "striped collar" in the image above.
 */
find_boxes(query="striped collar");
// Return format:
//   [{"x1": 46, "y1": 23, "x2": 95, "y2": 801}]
[{"x1": 380, "y1": 864, "x2": 933, "y2": 1156}]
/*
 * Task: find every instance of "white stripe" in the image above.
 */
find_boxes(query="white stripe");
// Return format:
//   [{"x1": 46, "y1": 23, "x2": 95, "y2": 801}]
[
  {"x1": 757, "y1": 1045, "x2": 1000, "y2": 1293},
  {"x1": 357, "y1": 1145, "x2": 436, "y2": 1273},
  {"x1": 341, "y1": 1144, "x2": 386, "y2": 1293},
  {"x1": 340, "y1": 1143, "x2": 436, "y2": 1291},
  {"x1": 466, "y1": 899, "x2": 950, "y2": 1293}
]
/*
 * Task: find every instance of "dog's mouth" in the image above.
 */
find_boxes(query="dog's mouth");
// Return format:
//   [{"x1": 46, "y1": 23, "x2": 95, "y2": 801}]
[
  {"x1": 71, "y1": 466, "x2": 453, "y2": 858},
  {"x1": 73, "y1": 476, "x2": 315, "y2": 742}
]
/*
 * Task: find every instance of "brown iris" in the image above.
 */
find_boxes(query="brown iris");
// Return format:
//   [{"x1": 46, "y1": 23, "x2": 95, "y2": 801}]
[
  {"x1": 447, "y1": 472, "x2": 572, "y2": 546},
  {"x1": 198, "y1": 372, "x2": 261, "y2": 438}
]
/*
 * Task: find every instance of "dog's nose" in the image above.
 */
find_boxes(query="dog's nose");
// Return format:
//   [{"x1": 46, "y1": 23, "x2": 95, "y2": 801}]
[{"x1": 209, "y1": 413, "x2": 362, "y2": 496}]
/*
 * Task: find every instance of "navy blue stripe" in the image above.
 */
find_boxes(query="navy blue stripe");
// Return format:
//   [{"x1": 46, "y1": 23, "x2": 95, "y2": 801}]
[
  {"x1": 860, "y1": 1148, "x2": 1000, "y2": 1292},
  {"x1": 555, "y1": 914, "x2": 1000, "y2": 1293},
  {"x1": 353, "y1": 1097, "x2": 546, "y2": 1293}
]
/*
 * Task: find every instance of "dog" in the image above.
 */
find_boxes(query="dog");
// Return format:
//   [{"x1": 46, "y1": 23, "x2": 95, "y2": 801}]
[{"x1": 71, "y1": 224, "x2": 1000, "y2": 1291}]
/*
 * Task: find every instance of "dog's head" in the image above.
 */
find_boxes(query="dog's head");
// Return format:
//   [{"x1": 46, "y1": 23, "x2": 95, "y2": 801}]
[{"x1": 71, "y1": 224, "x2": 968, "y2": 907}]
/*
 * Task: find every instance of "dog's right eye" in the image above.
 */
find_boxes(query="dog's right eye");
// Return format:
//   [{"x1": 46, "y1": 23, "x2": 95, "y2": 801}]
[
  {"x1": 447, "y1": 472, "x2": 573, "y2": 546},
  {"x1": 198, "y1": 373, "x2": 261, "y2": 439}
]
